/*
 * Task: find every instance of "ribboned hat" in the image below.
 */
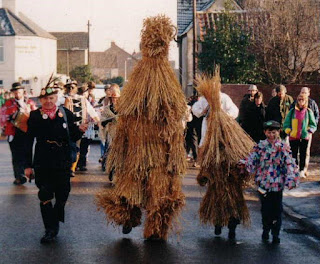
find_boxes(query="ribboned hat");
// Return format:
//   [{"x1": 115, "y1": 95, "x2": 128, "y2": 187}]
[
  {"x1": 10, "y1": 82, "x2": 24, "y2": 91},
  {"x1": 39, "y1": 74, "x2": 59, "y2": 98},
  {"x1": 263, "y1": 120, "x2": 280, "y2": 130},
  {"x1": 39, "y1": 86, "x2": 58, "y2": 98}
]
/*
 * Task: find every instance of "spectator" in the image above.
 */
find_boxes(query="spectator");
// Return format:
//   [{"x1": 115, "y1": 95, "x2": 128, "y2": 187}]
[
  {"x1": 284, "y1": 94, "x2": 317, "y2": 178},
  {"x1": 243, "y1": 92, "x2": 266, "y2": 143},
  {"x1": 271, "y1": 88, "x2": 277, "y2": 97},
  {"x1": 298, "y1": 87, "x2": 319, "y2": 176},
  {"x1": 266, "y1": 85, "x2": 294, "y2": 139},
  {"x1": 192, "y1": 92, "x2": 239, "y2": 147},
  {"x1": 185, "y1": 94, "x2": 203, "y2": 166},
  {"x1": 238, "y1": 84, "x2": 258, "y2": 126},
  {"x1": 0, "y1": 88, "x2": 5, "y2": 107}
]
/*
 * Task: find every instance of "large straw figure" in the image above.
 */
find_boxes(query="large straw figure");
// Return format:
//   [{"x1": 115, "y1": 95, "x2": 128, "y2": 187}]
[
  {"x1": 96, "y1": 15, "x2": 186, "y2": 240},
  {"x1": 196, "y1": 70, "x2": 254, "y2": 234}
]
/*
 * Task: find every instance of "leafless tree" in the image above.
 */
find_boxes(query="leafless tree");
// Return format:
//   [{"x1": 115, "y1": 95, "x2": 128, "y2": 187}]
[{"x1": 245, "y1": 0, "x2": 320, "y2": 84}]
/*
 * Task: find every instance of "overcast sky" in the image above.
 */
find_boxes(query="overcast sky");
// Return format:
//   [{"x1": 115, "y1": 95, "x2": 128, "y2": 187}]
[{"x1": 11, "y1": 0, "x2": 178, "y2": 62}]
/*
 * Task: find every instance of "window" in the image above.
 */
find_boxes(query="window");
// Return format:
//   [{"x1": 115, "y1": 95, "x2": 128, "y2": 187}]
[
  {"x1": 0, "y1": 39, "x2": 3, "y2": 62},
  {"x1": 22, "y1": 80, "x2": 30, "y2": 85},
  {"x1": 0, "y1": 80, "x2": 3, "y2": 88}
]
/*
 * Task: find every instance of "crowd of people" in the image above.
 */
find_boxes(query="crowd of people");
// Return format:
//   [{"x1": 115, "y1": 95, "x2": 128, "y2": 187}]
[
  {"x1": 185, "y1": 84, "x2": 319, "y2": 179},
  {"x1": 0, "y1": 78, "x2": 315, "y2": 245}
]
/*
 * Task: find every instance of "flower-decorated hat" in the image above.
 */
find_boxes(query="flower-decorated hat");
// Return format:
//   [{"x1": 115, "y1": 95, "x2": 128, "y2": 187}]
[{"x1": 39, "y1": 74, "x2": 59, "y2": 98}]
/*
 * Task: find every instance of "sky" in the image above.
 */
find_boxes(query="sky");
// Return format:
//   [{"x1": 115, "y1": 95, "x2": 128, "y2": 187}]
[{"x1": 9, "y1": 0, "x2": 178, "y2": 63}]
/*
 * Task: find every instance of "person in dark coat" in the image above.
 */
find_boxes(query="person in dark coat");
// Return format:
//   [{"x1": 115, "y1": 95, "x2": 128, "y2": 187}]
[
  {"x1": 185, "y1": 94, "x2": 203, "y2": 166},
  {"x1": 1, "y1": 82, "x2": 37, "y2": 185},
  {"x1": 266, "y1": 85, "x2": 294, "y2": 139},
  {"x1": 243, "y1": 92, "x2": 266, "y2": 143},
  {"x1": 25, "y1": 83, "x2": 87, "y2": 244},
  {"x1": 238, "y1": 84, "x2": 258, "y2": 126}
]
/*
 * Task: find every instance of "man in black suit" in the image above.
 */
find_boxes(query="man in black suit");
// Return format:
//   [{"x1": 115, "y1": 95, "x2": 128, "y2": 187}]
[{"x1": 25, "y1": 85, "x2": 87, "y2": 244}]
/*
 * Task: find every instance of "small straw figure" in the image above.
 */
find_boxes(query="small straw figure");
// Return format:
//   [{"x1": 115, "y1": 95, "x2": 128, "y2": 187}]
[
  {"x1": 196, "y1": 70, "x2": 255, "y2": 239},
  {"x1": 96, "y1": 15, "x2": 186, "y2": 240}
]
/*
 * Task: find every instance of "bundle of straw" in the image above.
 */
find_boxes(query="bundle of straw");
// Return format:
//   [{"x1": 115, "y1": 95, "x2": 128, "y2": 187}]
[
  {"x1": 96, "y1": 15, "x2": 186, "y2": 240},
  {"x1": 196, "y1": 69, "x2": 254, "y2": 227}
]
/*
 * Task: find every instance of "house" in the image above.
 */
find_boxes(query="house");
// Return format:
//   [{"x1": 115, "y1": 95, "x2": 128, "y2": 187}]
[
  {"x1": 90, "y1": 41, "x2": 138, "y2": 81},
  {"x1": 50, "y1": 32, "x2": 88, "y2": 76},
  {"x1": 177, "y1": 0, "x2": 242, "y2": 96},
  {"x1": 0, "y1": 0, "x2": 57, "y2": 95}
]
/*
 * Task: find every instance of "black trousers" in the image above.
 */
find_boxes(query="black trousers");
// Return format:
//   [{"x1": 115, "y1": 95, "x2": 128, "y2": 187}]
[
  {"x1": 185, "y1": 126, "x2": 198, "y2": 161},
  {"x1": 259, "y1": 191, "x2": 283, "y2": 237},
  {"x1": 8, "y1": 133, "x2": 27, "y2": 179},
  {"x1": 290, "y1": 139, "x2": 308, "y2": 171},
  {"x1": 78, "y1": 137, "x2": 92, "y2": 168},
  {"x1": 35, "y1": 168, "x2": 71, "y2": 231}
]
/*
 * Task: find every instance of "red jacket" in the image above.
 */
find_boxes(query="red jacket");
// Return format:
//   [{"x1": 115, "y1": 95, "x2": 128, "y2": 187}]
[{"x1": 1, "y1": 98, "x2": 37, "y2": 136}]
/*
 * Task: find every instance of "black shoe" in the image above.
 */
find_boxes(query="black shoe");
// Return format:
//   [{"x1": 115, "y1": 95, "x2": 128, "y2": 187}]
[
  {"x1": 40, "y1": 230, "x2": 56, "y2": 244},
  {"x1": 122, "y1": 224, "x2": 132, "y2": 234},
  {"x1": 228, "y1": 229, "x2": 236, "y2": 240},
  {"x1": 79, "y1": 167, "x2": 87, "y2": 171},
  {"x1": 20, "y1": 176, "x2": 27, "y2": 185},
  {"x1": 13, "y1": 177, "x2": 27, "y2": 185},
  {"x1": 262, "y1": 230, "x2": 269, "y2": 241},
  {"x1": 214, "y1": 226, "x2": 222, "y2": 235},
  {"x1": 272, "y1": 236, "x2": 280, "y2": 244}
]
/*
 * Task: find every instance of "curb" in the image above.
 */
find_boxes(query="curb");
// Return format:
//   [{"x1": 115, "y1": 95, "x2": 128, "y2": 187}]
[{"x1": 283, "y1": 204, "x2": 320, "y2": 239}]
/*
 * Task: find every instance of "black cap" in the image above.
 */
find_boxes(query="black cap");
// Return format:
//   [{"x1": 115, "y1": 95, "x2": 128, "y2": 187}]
[
  {"x1": 10, "y1": 82, "x2": 24, "y2": 91},
  {"x1": 263, "y1": 120, "x2": 280, "y2": 130}
]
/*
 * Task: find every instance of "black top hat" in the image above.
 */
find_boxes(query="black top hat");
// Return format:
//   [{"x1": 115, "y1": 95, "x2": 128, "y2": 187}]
[
  {"x1": 10, "y1": 82, "x2": 24, "y2": 91},
  {"x1": 263, "y1": 120, "x2": 280, "y2": 130}
]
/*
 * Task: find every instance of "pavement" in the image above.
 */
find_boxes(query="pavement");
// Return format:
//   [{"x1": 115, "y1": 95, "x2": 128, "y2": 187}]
[{"x1": 282, "y1": 158, "x2": 320, "y2": 239}]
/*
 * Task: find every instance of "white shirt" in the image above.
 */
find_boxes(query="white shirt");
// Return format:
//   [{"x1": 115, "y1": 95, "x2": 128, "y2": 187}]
[{"x1": 192, "y1": 93, "x2": 239, "y2": 146}]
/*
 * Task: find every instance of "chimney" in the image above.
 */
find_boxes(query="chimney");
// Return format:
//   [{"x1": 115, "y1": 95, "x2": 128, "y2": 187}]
[
  {"x1": 111, "y1": 41, "x2": 116, "y2": 48},
  {"x1": 1, "y1": 0, "x2": 18, "y2": 14}
]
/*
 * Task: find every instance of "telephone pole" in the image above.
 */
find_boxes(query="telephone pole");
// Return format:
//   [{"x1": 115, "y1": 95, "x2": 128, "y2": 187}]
[
  {"x1": 193, "y1": 0, "x2": 198, "y2": 90},
  {"x1": 87, "y1": 20, "x2": 91, "y2": 66}
]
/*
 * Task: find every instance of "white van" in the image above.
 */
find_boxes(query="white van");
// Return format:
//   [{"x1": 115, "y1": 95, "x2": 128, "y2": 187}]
[{"x1": 94, "y1": 84, "x2": 106, "y2": 100}]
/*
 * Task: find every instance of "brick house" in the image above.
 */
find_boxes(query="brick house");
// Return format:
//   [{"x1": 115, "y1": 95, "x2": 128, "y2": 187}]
[
  {"x1": 50, "y1": 32, "x2": 88, "y2": 76},
  {"x1": 177, "y1": 0, "x2": 242, "y2": 96},
  {"x1": 90, "y1": 41, "x2": 138, "y2": 81}
]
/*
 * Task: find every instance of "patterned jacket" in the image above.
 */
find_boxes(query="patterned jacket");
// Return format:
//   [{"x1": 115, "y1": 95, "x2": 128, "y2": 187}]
[{"x1": 244, "y1": 139, "x2": 299, "y2": 192}]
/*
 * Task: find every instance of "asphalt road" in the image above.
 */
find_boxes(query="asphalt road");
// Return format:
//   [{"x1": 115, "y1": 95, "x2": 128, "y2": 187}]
[{"x1": 0, "y1": 141, "x2": 319, "y2": 264}]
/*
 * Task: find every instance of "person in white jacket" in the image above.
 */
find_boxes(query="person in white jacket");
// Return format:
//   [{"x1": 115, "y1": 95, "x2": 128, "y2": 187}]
[{"x1": 192, "y1": 93, "x2": 239, "y2": 147}]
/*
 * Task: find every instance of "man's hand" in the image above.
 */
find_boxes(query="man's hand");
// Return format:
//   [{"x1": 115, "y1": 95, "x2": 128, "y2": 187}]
[
  {"x1": 24, "y1": 168, "x2": 33, "y2": 179},
  {"x1": 79, "y1": 123, "x2": 89, "y2": 132}
]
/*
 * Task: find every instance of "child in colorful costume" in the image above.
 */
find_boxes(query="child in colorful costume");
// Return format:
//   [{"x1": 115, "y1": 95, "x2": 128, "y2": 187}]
[{"x1": 241, "y1": 120, "x2": 299, "y2": 244}]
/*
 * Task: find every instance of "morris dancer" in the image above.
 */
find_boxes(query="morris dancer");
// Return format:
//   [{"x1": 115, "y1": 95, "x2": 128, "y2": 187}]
[{"x1": 1, "y1": 82, "x2": 36, "y2": 185}]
